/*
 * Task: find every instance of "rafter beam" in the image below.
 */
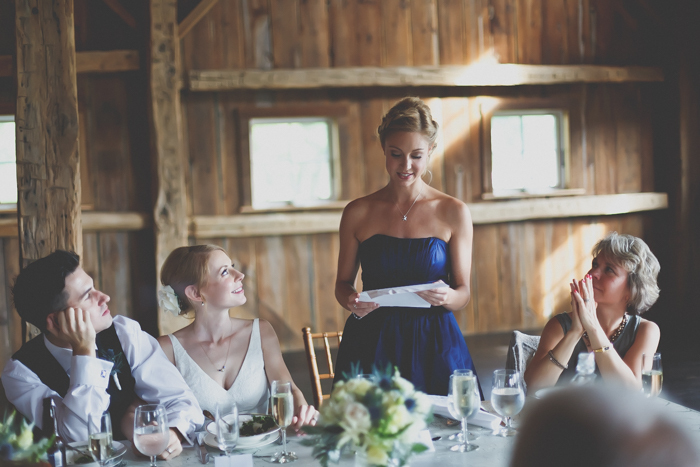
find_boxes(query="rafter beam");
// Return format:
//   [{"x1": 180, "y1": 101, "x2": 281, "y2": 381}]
[
  {"x1": 102, "y1": 0, "x2": 137, "y2": 29},
  {"x1": 178, "y1": 0, "x2": 220, "y2": 39}
]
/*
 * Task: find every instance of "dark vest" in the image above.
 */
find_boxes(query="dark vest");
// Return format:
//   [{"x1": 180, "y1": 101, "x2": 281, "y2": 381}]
[{"x1": 13, "y1": 323, "x2": 137, "y2": 440}]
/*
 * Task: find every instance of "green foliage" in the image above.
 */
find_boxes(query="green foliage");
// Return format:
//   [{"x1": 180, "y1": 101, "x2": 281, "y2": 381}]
[{"x1": 0, "y1": 411, "x2": 52, "y2": 462}]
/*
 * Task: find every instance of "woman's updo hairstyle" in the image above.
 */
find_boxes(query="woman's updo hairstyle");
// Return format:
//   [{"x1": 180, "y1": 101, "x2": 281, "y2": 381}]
[
  {"x1": 592, "y1": 232, "x2": 660, "y2": 315},
  {"x1": 160, "y1": 244, "x2": 225, "y2": 314},
  {"x1": 377, "y1": 97, "x2": 439, "y2": 154}
]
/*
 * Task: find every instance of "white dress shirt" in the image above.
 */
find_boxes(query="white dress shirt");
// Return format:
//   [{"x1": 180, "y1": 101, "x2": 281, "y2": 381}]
[{"x1": 1, "y1": 315, "x2": 204, "y2": 443}]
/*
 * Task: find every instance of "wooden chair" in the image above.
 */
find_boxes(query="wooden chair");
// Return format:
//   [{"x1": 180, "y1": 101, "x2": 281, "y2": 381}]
[{"x1": 302, "y1": 327, "x2": 343, "y2": 408}]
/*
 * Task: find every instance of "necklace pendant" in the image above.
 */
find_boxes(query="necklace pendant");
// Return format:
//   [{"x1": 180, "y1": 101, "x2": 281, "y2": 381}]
[
  {"x1": 218, "y1": 366, "x2": 225, "y2": 372},
  {"x1": 402, "y1": 215, "x2": 407, "y2": 221}
]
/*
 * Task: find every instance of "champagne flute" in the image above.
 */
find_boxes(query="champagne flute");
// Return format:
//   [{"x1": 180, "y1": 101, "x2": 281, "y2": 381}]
[
  {"x1": 448, "y1": 370, "x2": 479, "y2": 452},
  {"x1": 642, "y1": 352, "x2": 663, "y2": 397},
  {"x1": 491, "y1": 369, "x2": 525, "y2": 437},
  {"x1": 270, "y1": 380, "x2": 297, "y2": 463},
  {"x1": 215, "y1": 402, "x2": 239, "y2": 457},
  {"x1": 446, "y1": 370, "x2": 480, "y2": 441},
  {"x1": 88, "y1": 411, "x2": 112, "y2": 466},
  {"x1": 133, "y1": 404, "x2": 169, "y2": 467}
]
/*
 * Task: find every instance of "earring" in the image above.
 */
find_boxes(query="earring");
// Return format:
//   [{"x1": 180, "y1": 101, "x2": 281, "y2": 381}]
[{"x1": 201, "y1": 301, "x2": 204, "y2": 305}]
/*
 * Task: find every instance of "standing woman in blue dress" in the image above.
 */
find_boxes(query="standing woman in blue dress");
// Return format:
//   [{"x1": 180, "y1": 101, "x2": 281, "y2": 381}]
[{"x1": 333, "y1": 97, "x2": 480, "y2": 396}]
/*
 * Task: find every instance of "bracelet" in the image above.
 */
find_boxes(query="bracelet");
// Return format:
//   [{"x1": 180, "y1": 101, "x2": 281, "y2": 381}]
[
  {"x1": 594, "y1": 344, "x2": 611, "y2": 353},
  {"x1": 352, "y1": 312, "x2": 363, "y2": 320},
  {"x1": 547, "y1": 350, "x2": 568, "y2": 370}
]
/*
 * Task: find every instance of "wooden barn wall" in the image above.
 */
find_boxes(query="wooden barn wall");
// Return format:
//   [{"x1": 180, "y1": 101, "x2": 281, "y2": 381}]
[
  {"x1": 180, "y1": 0, "x2": 658, "y2": 352},
  {"x1": 0, "y1": 0, "x2": 155, "y2": 370}
]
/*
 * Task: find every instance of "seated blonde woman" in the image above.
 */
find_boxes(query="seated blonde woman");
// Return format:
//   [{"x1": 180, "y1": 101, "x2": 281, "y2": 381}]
[
  {"x1": 156, "y1": 245, "x2": 317, "y2": 431},
  {"x1": 524, "y1": 232, "x2": 661, "y2": 393}
]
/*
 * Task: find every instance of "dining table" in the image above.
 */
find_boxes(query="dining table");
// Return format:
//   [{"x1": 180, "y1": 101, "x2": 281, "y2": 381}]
[{"x1": 114, "y1": 398, "x2": 700, "y2": 467}]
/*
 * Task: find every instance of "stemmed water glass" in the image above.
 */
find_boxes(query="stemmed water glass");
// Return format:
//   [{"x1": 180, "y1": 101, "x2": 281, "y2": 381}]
[
  {"x1": 447, "y1": 370, "x2": 480, "y2": 442},
  {"x1": 448, "y1": 370, "x2": 480, "y2": 452},
  {"x1": 133, "y1": 404, "x2": 169, "y2": 467},
  {"x1": 215, "y1": 401, "x2": 239, "y2": 457},
  {"x1": 270, "y1": 380, "x2": 297, "y2": 463},
  {"x1": 88, "y1": 411, "x2": 112, "y2": 467},
  {"x1": 642, "y1": 352, "x2": 663, "y2": 397},
  {"x1": 491, "y1": 369, "x2": 525, "y2": 437}
]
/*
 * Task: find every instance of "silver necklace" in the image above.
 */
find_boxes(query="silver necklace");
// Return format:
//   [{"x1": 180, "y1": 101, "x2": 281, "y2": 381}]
[
  {"x1": 395, "y1": 183, "x2": 425, "y2": 221},
  {"x1": 199, "y1": 320, "x2": 233, "y2": 372}
]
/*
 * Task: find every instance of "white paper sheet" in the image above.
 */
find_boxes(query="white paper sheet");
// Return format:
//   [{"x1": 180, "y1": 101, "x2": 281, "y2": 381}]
[
  {"x1": 427, "y1": 395, "x2": 502, "y2": 431},
  {"x1": 357, "y1": 281, "x2": 449, "y2": 308}
]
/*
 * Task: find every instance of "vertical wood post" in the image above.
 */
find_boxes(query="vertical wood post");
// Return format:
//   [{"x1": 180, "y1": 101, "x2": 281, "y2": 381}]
[
  {"x1": 15, "y1": 0, "x2": 82, "y2": 341},
  {"x1": 148, "y1": 0, "x2": 189, "y2": 335}
]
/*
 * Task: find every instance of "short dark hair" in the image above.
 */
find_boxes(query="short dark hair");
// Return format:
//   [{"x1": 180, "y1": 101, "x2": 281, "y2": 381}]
[{"x1": 12, "y1": 250, "x2": 80, "y2": 332}]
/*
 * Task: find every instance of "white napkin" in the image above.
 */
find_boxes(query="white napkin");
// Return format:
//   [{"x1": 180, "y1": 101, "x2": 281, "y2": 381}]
[
  {"x1": 427, "y1": 395, "x2": 502, "y2": 431},
  {"x1": 215, "y1": 454, "x2": 253, "y2": 467},
  {"x1": 358, "y1": 281, "x2": 449, "y2": 308}
]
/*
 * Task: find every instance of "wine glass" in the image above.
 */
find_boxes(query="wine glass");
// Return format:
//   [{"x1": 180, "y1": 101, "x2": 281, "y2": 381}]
[
  {"x1": 448, "y1": 370, "x2": 479, "y2": 452},
  {"x1": 133, "y1": 404, "x2": 169, "y2": 467},
  {"x1": 491, "y1": 369, "x2": 525, "y2": 437},
  {"x1": 269, "y1": 380, "x2": 297, "y2": 463},
  {"x1": 446, "y1": 370, "x2": 480, "y2": 442},
  {"x1": 215, "y1": 402, "x2": 239, "y2": 457},
  {"x1": 642, "y1": 352, "x2": 663, "y2": 397},
  {"x1": 88, "y1": 411, "x2": 112, "y2": 466}
]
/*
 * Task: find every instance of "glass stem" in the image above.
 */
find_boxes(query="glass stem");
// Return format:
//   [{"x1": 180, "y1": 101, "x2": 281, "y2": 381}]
[
  {"x1": 505, "y1": 416, "x2": 512, "y2": 430},
  {"x1": 282, "y1": 428, "x2": 288, "y2": 455},
  {"x1": 462, "y1": 418, "x2": 469, "y2": 447},
  {"x1": 150, "y1": 455, "x2": 156, "y2": 467}
]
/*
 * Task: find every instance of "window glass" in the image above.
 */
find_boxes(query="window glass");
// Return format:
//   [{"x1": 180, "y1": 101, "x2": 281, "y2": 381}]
[
  {"x1": 491, "y1": 112, "x2": 562, "y2": 193},
  {"x1": 249, "y1": 118, "x2": 335, "y2": 209},
  {"x1": 0, "y1": 117, "x2": 16, "y2": 204}
]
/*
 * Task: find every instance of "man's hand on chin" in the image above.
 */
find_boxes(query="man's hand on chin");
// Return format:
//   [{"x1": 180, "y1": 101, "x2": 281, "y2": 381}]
[{"x1": 46, "y1": 308, "x2": 97, "y2": 357}]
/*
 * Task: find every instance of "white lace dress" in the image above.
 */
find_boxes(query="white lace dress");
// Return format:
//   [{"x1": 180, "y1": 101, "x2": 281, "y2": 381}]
[{"x1": 167, "y1": 319, "x2": 269, "y2": 414}]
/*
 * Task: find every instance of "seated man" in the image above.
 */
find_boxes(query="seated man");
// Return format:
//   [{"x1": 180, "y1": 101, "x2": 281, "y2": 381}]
[{"x1": 1, "y1": 250, "x2": 203, "y2": 459}]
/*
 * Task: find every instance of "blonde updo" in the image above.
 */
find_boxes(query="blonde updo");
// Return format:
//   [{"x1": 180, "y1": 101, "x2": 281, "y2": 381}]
[
  {"x1": 377, "y1": 97, "x2": 439, "y2": 153},
  {"x1": 592, "y1": 232, "x2": 660, "y2": 315},
  {"x1": 160, "y1": 244, "x2": 225, "y2": 314}
]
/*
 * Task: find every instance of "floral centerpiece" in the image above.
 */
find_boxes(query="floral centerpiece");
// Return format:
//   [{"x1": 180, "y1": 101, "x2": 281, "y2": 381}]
[
  {"x1": 0, "y1": 411, "x2": 52, "y2": 465},
  {"x1": 303, "y1": 368, "x2": 432, "y2": 467}
]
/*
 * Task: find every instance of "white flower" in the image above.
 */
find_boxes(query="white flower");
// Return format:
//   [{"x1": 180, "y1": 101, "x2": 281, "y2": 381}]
[
  {"x1": 158, "y1": 285, "x2": 181, "y2": 316},
  {"x1": 343, "y1": 402, "x2": 371, "y2": 433},
  {"x1": 366, "y1": 445, "x2": 389, "y2": 465}
]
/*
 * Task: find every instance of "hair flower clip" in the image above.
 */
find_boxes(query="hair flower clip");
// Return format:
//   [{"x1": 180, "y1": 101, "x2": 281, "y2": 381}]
[{"x1": 158, "y1": 285, "x2": 181, "y2": 316}]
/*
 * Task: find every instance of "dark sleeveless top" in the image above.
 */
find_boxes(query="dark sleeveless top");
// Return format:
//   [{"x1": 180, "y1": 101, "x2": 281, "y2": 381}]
[
  {"x1": 13, "y1": 324, "x2": 137, "y2": 439},
  {"x1": 334, "y1": 234, "x2": 480, "y2": 396},
  {"x1": 554, "y1": 313, "x2": 641, "y2": 384}
]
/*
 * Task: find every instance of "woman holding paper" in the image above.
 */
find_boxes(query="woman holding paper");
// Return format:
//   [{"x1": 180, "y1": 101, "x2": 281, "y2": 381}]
[{"x1": 333, "y1": 97, "x2": 480, "y2": 396}]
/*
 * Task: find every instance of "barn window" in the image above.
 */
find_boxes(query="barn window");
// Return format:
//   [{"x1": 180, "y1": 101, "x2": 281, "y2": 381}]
[
  {"x1": 248, "y1": 117, "x2": 338, "y2": 210},
  {"x1": 0, "y1": 116, "x2": 16, "y2": 204},
  {"x1": 487, "y1": 109, "x2": 569, "y2": 197}
]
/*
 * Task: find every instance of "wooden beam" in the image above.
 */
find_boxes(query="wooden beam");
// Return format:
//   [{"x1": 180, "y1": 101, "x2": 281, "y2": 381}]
[
  {"x1": 15, "y1": 0, "x2": 82, "y2": 268},
  {"x1": 149, "y1": 0, "x2": 189, "y2": 335},
  {"x1": 0, "y1": 50, "x2": 140, "y2": 77},
  {"x1": 190, "y1": 193, "x2": 669, "y2": 238},
  {"x1": 178, "y1": 0, "x2": 220, "y2": 39},
  {"x1": 0, "y1": 212, "x2": 150, "y2": 237},
  {"x1": 102, "y1": 0, "x2": 137, "y2": 29},
  {"x1": 76, "y1": 50, "x2": 140, "y2": 73},
  {"x1": 188, "y1": 64, "x2": 665, "y2": 91}
]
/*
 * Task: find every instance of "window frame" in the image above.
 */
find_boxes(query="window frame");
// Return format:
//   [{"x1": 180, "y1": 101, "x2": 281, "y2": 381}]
[
  {"x1": 481, "y1": 98, "x2": 579, "y2": 200},
  {"x1": 236, "y1": 104, "x2": 351, "y2": 213},
  {"x1": 0, "y1": 114, "x2": 17, "y2": 209}
]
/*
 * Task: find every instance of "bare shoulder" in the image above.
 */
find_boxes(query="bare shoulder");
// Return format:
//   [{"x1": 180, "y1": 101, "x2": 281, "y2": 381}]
[
  {"x1": 257, "y1": 319, "x2": 278, "y2": 339},
  {"x1": 342, "y1": 193, "x2": 377, "y2": 221},
  {"x1": 431, "y1": 191, "x2": 472, "y2": 231},
  {"x1": 637, "y1": 317, "x2": 661, "y2": 339}
]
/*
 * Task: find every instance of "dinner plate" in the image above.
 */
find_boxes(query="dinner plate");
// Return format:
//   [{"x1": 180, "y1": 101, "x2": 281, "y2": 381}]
[
  {"x1": 66, "y1": 440, "x2": 127, "y2": 466},
  {"x1": 206, "y1": 413, "x2": 280, "y2": 446},
  {"x1": 203, "y1": 430, "x2": 280, "y2": 451}
]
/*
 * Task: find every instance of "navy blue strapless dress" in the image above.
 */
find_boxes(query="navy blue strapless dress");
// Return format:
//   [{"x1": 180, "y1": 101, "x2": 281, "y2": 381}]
[{"x1": 333, "y1": 234, "x2": 480, "y2": 396}]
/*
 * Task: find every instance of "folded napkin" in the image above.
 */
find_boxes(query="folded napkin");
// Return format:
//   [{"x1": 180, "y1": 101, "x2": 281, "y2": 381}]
[{"x1": 427, "y1": 395, "x2": 502, "y2": 431}]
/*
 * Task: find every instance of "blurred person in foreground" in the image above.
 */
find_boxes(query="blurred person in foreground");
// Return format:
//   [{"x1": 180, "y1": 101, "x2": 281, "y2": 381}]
[
  {"x1": 511, "y1": 385, "x2": 699, "y2": 467},
  {"x1": 525, "y1": 232, "x2": 660, "y2": 393}
]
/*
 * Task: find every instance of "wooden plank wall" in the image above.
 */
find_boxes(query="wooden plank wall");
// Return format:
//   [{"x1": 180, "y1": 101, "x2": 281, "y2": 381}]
[
  {"x1": 180, "y1": 0, "x2": 659, "y2": 352},
  {"x1": 0, "y1": 0, "x2": 155, "y2": 370}
]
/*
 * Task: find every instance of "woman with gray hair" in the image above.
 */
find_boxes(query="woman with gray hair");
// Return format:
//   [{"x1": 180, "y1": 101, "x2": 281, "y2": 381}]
[{"x1": 524, "y1": 232, "x2": 661, "y2": 392}]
